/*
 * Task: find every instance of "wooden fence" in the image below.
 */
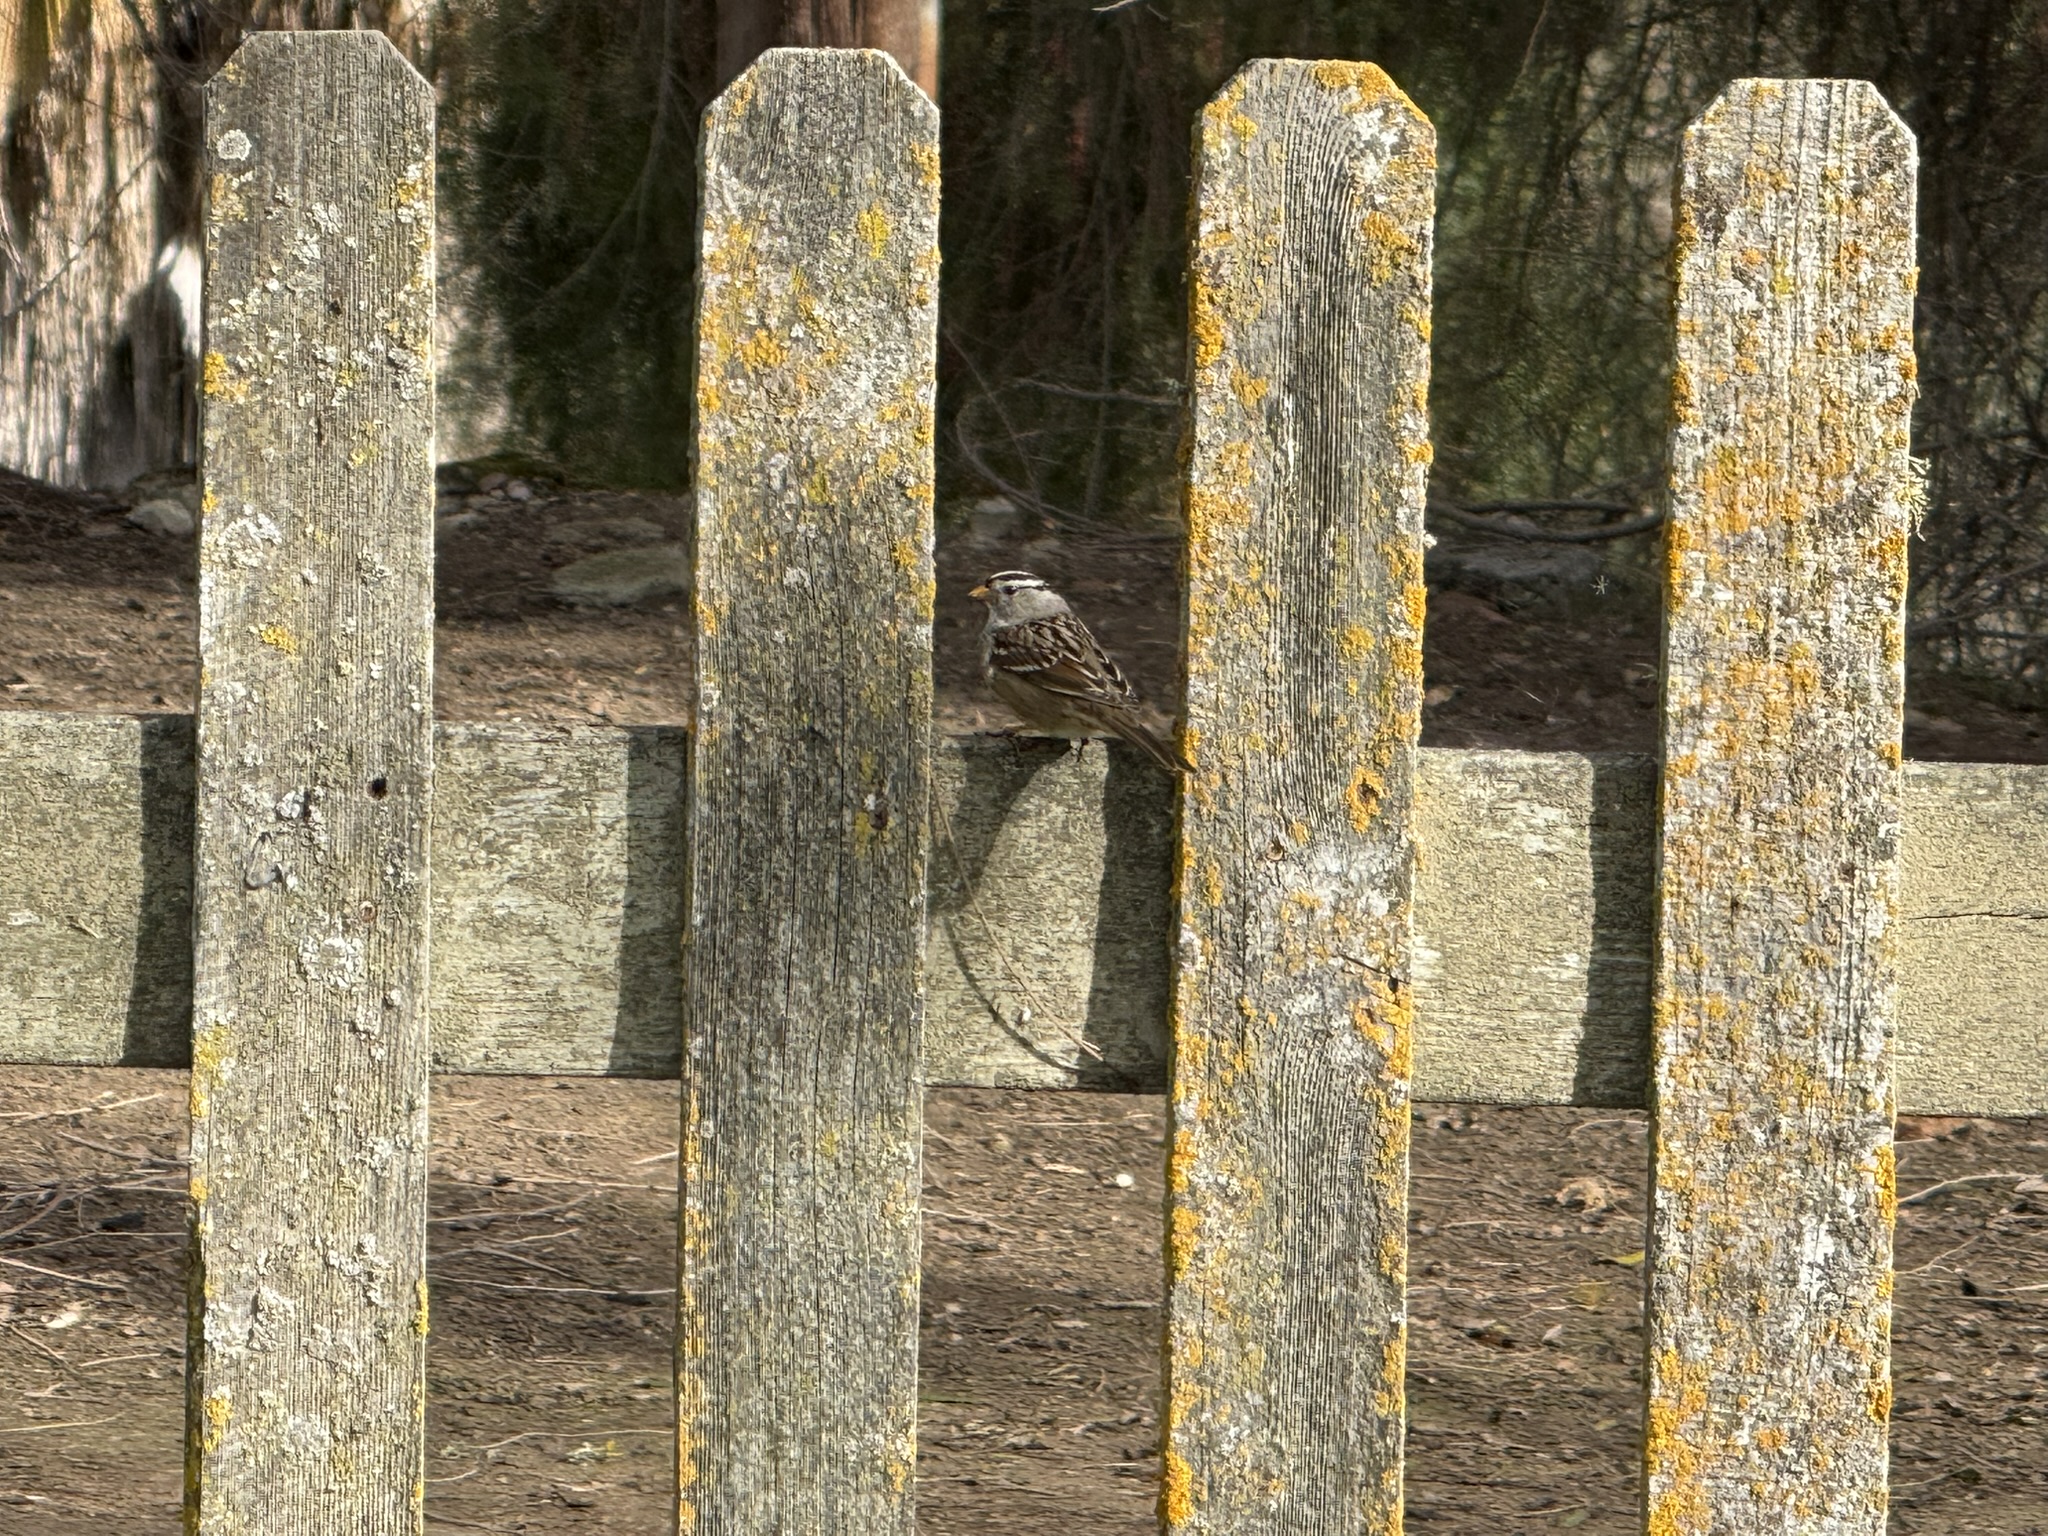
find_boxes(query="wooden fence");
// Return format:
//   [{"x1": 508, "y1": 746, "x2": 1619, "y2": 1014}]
[{"x1": 1, "y1": 30, "x2": 2045, "y2": 1536}]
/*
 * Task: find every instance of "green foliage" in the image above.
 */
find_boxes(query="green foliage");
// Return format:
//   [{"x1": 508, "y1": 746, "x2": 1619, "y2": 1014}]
[
  {"x1": 433, "y1": 0, "x2": 714, "y2": 488},
  {"x1": 434, "y1": 0, "x2": 2048, "y2": 679},
  {"x1": 938, "y1": 0, "x2": 1687, "y2": 526}
]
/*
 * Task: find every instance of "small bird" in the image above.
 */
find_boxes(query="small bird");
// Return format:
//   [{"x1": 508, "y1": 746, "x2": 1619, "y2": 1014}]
[{"x1": 968, "y1": 570, "x2": 1190, "y2": 774}]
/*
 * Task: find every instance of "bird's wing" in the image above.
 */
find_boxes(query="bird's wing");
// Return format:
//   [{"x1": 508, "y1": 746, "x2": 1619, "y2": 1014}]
[{"x1": 987, "y1": 613, "x2": 1141, "y2": 711}]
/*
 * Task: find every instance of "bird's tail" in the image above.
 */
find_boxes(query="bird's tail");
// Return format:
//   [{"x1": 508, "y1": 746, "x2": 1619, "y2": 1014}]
[{"x1": 1110, "y1": 715, "x2": 1192, "y2": 776}]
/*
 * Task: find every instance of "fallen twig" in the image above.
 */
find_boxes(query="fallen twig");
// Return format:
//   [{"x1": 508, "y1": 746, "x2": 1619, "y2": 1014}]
[
  {"x1": 1429, "y1": 498, "x2": 1664, "y2": 543},
  {"x1": 428, "y1": 1277, "x2": 672, "y2": 1301},
  {"x1": 6, "y1": 1323, "x2": 66, "y2": 1364},
  {"x1": 0, "y1": 1092, "x2": 164, "y2": 1124},
  {"x1": 0, "y1": 1415, "x2": 120, "y2": 1435},
  {"x1": 1898, "y1": 1172, "x2": 2040, "y2": 1207},
  {"x1": 0, "y1": 1256, "x2": 124, "y2": 1290},
  {"x1": 427, "y1": 1194, "x2": 594, "y2": 1227}
]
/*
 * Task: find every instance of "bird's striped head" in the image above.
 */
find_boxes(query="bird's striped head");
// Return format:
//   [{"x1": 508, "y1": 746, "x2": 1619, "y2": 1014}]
[
  {"x1": 968, "y1": 570, "x2": 1050, "y2": 602},
  {"x1": 969, "y1": 570, "x2": 1069, "y2": 622}
]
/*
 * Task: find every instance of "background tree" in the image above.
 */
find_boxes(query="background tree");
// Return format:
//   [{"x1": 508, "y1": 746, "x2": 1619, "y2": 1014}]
[
  {"x1": 715, "y1": 0, "x2": 938, "y2": 93},
  {"x1": 0, "y1": 1, "x2": 429, "y2": 486},
  {"x1": 2, "y1": 0, "x2": 175, "y2": 485},
  {"x1": 4, "y1": 1, "x2": 2046, "y2": 688}
]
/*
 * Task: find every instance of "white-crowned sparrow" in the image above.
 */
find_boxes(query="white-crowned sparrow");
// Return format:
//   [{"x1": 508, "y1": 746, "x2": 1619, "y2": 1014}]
[{"x1": 968, "y1": 570, "x2": 1190, "y2": 774}]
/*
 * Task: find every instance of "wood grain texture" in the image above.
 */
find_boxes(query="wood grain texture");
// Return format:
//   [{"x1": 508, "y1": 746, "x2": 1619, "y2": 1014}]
[
  {"x1": 430, "y1": 722, "x2": 684, "y2": 1076},
  {"x1": 927, "y1": 736, "x2": 1176, "y2": 1089},
  {"x1": 1167, "y1": 60, "x2": 1433, "y2": 1535},
  {"x1": 1647, "y1": 79, "x2": 1918, "y2": 1536},
  {"x1": 3, "y1": 724, "x2": 2044, "y2": 1113},
  {"x1": 0, "y1": 710, "x2": 194, "y2": 1066},
  {"x1": 1895, "y1": 760, "x2": 2048, "y2": 1115},
  {"x1": 1411, "y1": 749, "x2": 1656, "y2": 1107},
  {"x1": 188, "y1": 32, "x2": 435, "y2": 1534},
  {"x1": 682, "y1": 47, "x2": 938, "y2": 1534}
]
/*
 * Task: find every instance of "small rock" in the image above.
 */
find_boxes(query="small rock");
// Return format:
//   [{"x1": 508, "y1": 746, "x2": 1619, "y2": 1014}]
[
  {"x1": 121, "y1": 470, "x2": 201, "y2": 513},
  {"x1": 478, "y1": 470, "x2": 509, "y2": 492},
  {"x1": 1427, "y1": 542, "x2": 1601, "y2": 613},
  {"x1": 504, "y1": 478, "x2": 534, "y2": 502},
  {"x1": 551, "y1": 544, "x2": 691, "y2": 607},
  {"x1": 436, "y1": 512, "x2": 483, "y2": 538},
  {"x1": 1113, "y1": 1172, "x2": 1135, "y2": 1189},
  {"x1": 1553, "y1": 1175, "x2": 1616, "y2": 1213},
  {"x1": 127, "y1": 498, "x2": 195, "y2": 537},
  {"x1": 546, "y1": 516, "x2": 666, "y2": 550},
  {"x1": 967, "y1": 493, "x2": 1029, "y2": 543}
]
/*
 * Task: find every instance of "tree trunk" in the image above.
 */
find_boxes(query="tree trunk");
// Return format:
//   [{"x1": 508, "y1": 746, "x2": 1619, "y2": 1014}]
[
  {"x1": 1, "y1": 0, "x2": 182, "y2": 487},
  {"x1": 0, "y1": 2, "x2": 432, "y2": 490},
  {"x1": 717, "y1": 0, "x2": 938, "y2": 97}
]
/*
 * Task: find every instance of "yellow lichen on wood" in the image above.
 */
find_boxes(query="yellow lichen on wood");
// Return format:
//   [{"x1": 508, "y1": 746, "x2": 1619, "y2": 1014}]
[
  {"x1": 856, "y1": 201, "x2": 891, "y2": 257},
  {"x1": 200, "y1": 351, "x2": 247, "y2": 404},
  {"x1": 683, "y1": 49, "x2": 935, "y2": 1536},
  {"x1": 1169, "y1": 56, "x2": 1431, "y2": 1535},
  {"x1": 1650, "y1": 78, "x2": 1913, "y2": 1536},
  {"x1": 1160, "y1": 1448, "x2": 1196, "y2": 1526},
  {"x1": 199, "y1": 1393, "x2": 231, "y2": 1454},
  {"x1": 1361, "y1": 208, "x2": 1417, "y2": 283},
  {"x1": 1189, "y1": 274, "x2": 1226, "y2": 372}
]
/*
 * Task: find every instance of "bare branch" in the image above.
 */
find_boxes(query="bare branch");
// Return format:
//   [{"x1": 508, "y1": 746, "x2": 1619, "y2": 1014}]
[
  {"x1": 1010, "y1": 378, "x2": 1182, "y2": 409},
  {"x1": 1428, "y1": 498, "x2": 1665, "y2": 543}
]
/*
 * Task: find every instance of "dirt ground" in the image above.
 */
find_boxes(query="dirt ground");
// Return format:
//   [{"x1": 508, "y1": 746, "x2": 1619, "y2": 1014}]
[{"x1": 2, "y1": 466, "x2": 2046, "y2": 1532}]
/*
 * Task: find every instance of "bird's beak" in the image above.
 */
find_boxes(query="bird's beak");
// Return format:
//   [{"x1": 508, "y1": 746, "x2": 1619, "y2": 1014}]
[{"x1": 968, "y1": 584, "x2": 991, "y2": 602}]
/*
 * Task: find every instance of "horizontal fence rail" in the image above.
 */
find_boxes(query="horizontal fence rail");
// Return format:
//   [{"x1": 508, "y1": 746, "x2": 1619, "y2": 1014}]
[{"x1": 2, "y1": 713, "x2": 2043, "y2": 1114}]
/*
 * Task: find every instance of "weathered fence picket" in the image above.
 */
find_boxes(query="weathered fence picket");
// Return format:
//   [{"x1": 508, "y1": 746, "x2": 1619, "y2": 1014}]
[
  {"x1": 1167, "y1": 59, "x2": 1434, "y2": 1533},
  {"x1": 0, "y1": 42, "x2": 2043, "y2": 1536},
  {"x1": 680, "y1": 48, "x2": 938, "y2": 1533},
  {"x1": 186, "y1": 31, "x2": 436, "y2": 1532},
  {"x1": 1648, "y1": 79, "x2": 1918, "y2": 1534}
]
